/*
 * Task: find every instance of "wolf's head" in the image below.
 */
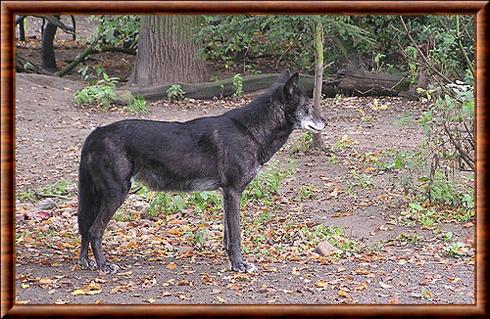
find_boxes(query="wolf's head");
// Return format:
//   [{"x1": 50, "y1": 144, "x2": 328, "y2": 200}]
[{"x1": 278, "y1": 71, "x2": 326, "y2": 133}]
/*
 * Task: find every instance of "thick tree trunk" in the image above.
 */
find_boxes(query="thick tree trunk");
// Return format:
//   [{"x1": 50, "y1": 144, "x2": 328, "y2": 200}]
[
  {"x1": 129, "y1": 16, "x2": 207, "y2": 87},
  {"x1": 312, "y1": 20, "x2": 324, "y2": 149},
  {"x1": 41, "y1": 16, "x2": 58, "y2": 72}
]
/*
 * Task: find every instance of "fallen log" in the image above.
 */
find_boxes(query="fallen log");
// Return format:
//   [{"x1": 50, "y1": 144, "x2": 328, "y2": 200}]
[
  {"x1": 113, "y1": 73, "x2": 339, "y2": 105},
  {"x1": 110, "y1": 70, "x2": 411, "y2": 105},
  {"x1": 335, "y1": 69, "x2": 409, "y2": 97}
]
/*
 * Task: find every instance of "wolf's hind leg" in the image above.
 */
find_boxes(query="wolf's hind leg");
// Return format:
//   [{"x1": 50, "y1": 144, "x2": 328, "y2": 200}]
[
  {"x1": 88, "y1": 184, "x2": 129, "y2": 274},
  {"x1": 79, "y1": 234, "x2": 96, "y2": 270}
]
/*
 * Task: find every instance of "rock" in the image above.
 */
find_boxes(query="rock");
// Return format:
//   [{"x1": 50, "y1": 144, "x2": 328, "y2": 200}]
[
  {"x1": 112, "y1": 90, "x2": 133, "y2": 105},
  {"x1": 35, "y1": 198, "x2": 56, "y2": 210},
  {"x1": 314, "y1": 241, "x2": 341, "y2": 256},
  {"x1": 133, "y1": 200, "x2": 149, "y2": 217},
  {"x1": 25, "y1": 210, "x2": 51, "y2": 221}
]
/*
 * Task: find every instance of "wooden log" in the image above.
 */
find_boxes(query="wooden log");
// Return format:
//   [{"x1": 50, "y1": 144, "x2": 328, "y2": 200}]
[
  {"x1": 335, "y1": 69, "x2": 409, "y2": 97},
  {"x1": 114, "y1": 73, "x2": 340, "y2": 104},
  {"x1": 110, "y1": 70, "x2": 410, "y2": 105}
]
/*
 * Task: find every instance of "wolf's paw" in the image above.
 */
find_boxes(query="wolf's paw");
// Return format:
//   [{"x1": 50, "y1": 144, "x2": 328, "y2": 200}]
[
  {"x1": 230, "y1": 260, "x2": 258, "y2": 273},
  {"x1": 79, "y1": 258, "x2": 97, "y2": 271},
  {"x1": 98, "y1": 262, "x2": 120, "y2": 275}
]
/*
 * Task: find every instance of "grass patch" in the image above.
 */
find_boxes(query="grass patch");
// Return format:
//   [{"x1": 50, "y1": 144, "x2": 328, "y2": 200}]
[
  {"x1": 289, "y1": 132, "x2": 313, "y2": 154},
  {"x1": 17, "y1": 180, "x2": 74, "y2": 203}
]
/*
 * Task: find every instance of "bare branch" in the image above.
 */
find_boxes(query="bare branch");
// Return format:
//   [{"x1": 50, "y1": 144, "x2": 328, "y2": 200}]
[
  {"x1": 399, "y1": 16, "x2": 452, "y2": 84},
  {"x1": 455, "y1": 16, "x2": 475, "y2": 79},
  {"x1": 443, "y1": 122, "x2": 474, "y2": 169}
]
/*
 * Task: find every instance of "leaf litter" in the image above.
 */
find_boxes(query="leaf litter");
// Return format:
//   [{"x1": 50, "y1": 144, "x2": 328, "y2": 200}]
[{"x1": 15, "y1": 76, "x2": 475, "y2": 304}]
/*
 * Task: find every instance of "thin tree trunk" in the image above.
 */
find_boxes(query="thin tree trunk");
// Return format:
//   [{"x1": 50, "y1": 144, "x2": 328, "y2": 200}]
[
  {"x1": 41, "y1": 16, "x2": 58, "y2": 72},
  {"x1": 17, "y1": 16, "x2": 26, "y2": 41},
  {"x1": 129, "y1": 16, "x2": 207, "y2": 87},
  {"x1": 312, "y1": 19, "x2": 324, "y2": 149}
]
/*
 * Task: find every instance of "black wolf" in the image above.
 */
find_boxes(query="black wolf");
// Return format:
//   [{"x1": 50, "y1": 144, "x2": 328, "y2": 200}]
[{"x1": 77, "y1": 70, "x2": 326, "y2": 274}]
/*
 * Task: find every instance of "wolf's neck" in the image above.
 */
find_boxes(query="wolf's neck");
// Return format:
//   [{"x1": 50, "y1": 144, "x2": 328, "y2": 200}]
[
  {"x1": 233, "y1": 103, "x2": 294, "y2": 165},
  {"x1": 256, "y1": 124, "x2": 293, "y2": 164}
]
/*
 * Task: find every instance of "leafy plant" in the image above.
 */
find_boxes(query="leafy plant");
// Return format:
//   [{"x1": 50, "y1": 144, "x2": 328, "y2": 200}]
[
  {"x1": 125, "y1": 96, "x2": 149, "y2": 114},
  {"x1": 443, "y1": 241, "x2": 469, "y2": 258},
  {"x1": 198, "y1": 16, "x2": 375, "y2": 73},
  {"x1": 77, "y1": 65, "x2": 106, "y2": 81},
  {"x1": 346, "y1": 169, "x2": 374, "y2": 197},
  {"x1": 166, "y1": 84, "x2": 185, "y2": 101},
  {"x1": 290, "y1": 132, "x2": 313, "y2": 154},
  {"x1": 332, "y1": 134, "x2": 356, "y2": 152},
  {"x1": 242, "y1": 160, "x2": 294, "y2": 207},
  {"x1": 17, "y1": 180, "x2": 74, "y2": 202},
  {"x1": 73, "y1": 73, "x2": 119, "y2": 109},
  {"x1": 297, "y1": 185, "x2": 315, "y2": 200},
  {"x1": 93, "y1": 15, "x2": 140, "y2": 49},
  {"x1": 393, "y1": 232, "x2": 422, "y2": 246},
  {"x1": 232, "y1": 73, "x2": 243, "y2": 97}
]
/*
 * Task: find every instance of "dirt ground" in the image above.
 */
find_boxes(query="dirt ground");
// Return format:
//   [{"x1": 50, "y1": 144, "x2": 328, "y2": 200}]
[
  {"x1": 14, "y1": 73, "x2": 474, "y2": 305},
  {"x1": 13, "y1": 16, "x2": 474, "y2": 305}
]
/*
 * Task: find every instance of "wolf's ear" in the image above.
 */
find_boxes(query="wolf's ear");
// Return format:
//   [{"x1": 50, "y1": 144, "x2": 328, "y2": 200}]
[
  {"x1": 284, "y1": 72, "x2": 300, "y2": 96},
  {"x1": 276, "y1": 69, "x2": 290, "y2": 84}
]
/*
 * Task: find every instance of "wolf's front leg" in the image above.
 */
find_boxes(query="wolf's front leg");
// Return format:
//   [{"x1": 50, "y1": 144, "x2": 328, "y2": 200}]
[{"x1": 222, "y1": 188, "x2": 257, "y2": 273}]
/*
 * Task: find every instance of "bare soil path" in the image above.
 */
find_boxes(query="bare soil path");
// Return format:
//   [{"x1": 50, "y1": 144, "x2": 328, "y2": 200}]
[{"x1": 15, "y1": 73, "x2": 474, "y2": 305}]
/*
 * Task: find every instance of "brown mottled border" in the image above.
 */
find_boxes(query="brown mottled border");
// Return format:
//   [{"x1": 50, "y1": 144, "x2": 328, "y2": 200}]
[{"x1": 1, "y1": 1, "x2": 488, "y2": 318}]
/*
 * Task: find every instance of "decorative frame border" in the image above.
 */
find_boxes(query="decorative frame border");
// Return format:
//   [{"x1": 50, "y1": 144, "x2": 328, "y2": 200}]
[{"x1": 1, "y1": 1, "x2": 488, "y2": 318}]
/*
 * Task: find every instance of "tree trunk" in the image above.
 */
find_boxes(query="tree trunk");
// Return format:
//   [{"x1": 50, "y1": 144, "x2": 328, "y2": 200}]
[
  {"x1": 16, "y1": 16, "x2": 26, "y2": 41},
  {"x1": 129, "y1": 16, "x2": 207, "y2": 87},
  {"x1": 41, "y1": 16, "x2": 58, "y2": 72},
  {"x1": 312, "y1": 19, "x2": 324, "y2": 149}
]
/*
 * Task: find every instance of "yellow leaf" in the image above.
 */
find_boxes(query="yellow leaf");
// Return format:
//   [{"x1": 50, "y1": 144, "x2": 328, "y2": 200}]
[
  {"x1": 216, "y1": 296, "x2": 226, "y2": 303},
  {"x1": 166, "y1": 262, "x2": 177, "y2": 270},
  {"x1": 168, "y1": 228, "x2": 182, "y2": 235},
  {"x1": 85, "y1": 289, "x2": 102, "y2": 295},
  {"x1": 355, "y1": 282, "x2": 369, "y2": 291},
  {"x1": 226, "y1": 283, "x2": 240, "y2": 290},
  {"x1": 71, "y1": 289, "x2": 86, "y2": 296},
  {"x1": 338, "y1": 289, "x2": 352, "y2": 301},
  {"x1": 88, "y1": 282, "x2": 101, "y2": 290},
  {"x1": 315, "y1": 280, "x2": 328, "y2": 288}
]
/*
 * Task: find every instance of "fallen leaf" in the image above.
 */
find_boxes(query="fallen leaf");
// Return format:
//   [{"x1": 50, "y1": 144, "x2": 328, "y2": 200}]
[
  {"x1": 338, "y1": 289, "x2": 352, "y2": 301},
  {"x1": 379, "y1": 281, "x2": 393, "y2": 289},
  {"x1": 216, "y1": 296, "x2": 226, "y2": 303},
  {"x1": 355, "y1": 282, "x2": 368, "y2": 291},
  {"x1": 315, "y1": 280, "x2": 328, "y2": 288},
  {"x1": 38, "y1": 278, "x2": 53, "y2": 285},
  {"x1": 166, "y1": 262, "x2": 177, "y2": 270}
]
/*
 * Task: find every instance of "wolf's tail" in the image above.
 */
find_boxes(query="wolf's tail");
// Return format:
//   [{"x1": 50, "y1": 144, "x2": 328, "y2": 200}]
[{"x1": 77, "y1": 150, "x2": 99, "y2": 239}]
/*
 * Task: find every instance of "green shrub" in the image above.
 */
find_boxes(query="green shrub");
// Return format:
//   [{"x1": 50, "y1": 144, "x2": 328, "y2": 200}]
[
  {"x1": 73, "y1": 73, "x2": 119, "y2": 109},
  {"x1": 232, "y1": 73, "x2": 243, "y2": 97},
  {"x1": 166, "y1": 84, "x2": 185, "y2": 101},
  {"x1": 125, "y1": 96, "x2": 149, "y2": 114}
]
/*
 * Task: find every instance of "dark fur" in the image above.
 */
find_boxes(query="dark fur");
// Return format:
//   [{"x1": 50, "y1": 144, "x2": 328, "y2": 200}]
[{"x1": 77, "y1": 70, "x2": 324, "y2": 273}]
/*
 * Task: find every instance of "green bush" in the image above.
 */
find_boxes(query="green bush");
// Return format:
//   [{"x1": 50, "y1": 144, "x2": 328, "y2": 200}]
[
  {"x1": 166, "y1": 84, "x2": 185, "y2": 101},
  {"x1": 73, "y1": 73, "x2": 119, "y2": 109},
  {"x1": 125, "y1": 96, "x2": 149, "y2": 114}
]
